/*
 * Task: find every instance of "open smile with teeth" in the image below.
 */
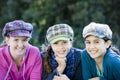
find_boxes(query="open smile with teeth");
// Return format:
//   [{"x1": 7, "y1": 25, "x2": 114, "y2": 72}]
[
  {"x1": 90, "y1": 50, "x2": 97, "y2": 55},
  {"x1": 58, "y1": 51, "x2": 65, "y2": 54}
]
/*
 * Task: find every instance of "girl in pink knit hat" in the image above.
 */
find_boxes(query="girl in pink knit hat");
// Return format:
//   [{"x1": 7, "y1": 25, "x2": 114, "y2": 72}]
[{"x1": 0, "y1": 20, "x2": 42, "y2": 80}]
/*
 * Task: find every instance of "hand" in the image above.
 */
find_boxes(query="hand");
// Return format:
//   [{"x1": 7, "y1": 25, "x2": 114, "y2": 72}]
[
  {"x1": 53, "y1": 74, "x2": 70, "y2": 80},
  {"x1": 89, "y1": 77, "x2": 100, "y2": 80},
  {"x1": 55, "y1": 56, "x2": 67, "y2": 74}
]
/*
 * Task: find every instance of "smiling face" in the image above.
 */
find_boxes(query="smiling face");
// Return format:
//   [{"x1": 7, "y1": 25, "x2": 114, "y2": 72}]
[
  {"x1": 51, "y1": 40, "x2": 72, "y2": 58},
  {"x1": 6, "y1": 36, "x2": 30, "y2": 58},
  {"x1": 85, "y1": 36, "x2": 111, "y2": 59}
]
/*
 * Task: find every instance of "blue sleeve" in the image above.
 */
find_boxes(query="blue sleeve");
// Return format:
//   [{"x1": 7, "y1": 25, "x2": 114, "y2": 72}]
[
  {"x1": 111, "y1": 56, "x2": 120, "y2": 80},
  {"x1": 72, "y1": 50, "x2": 83, "y2": 80},
  {"x1": 81, "y1": 50, "x2": 99, "y2": 80},
  {"x1": 46, "y1": 69, "x2": 59, "y2": 80},
  {"x1": 40, "y1": 52, "x2": 59, "y2": 80},
  {"x1": 81, "y1": 50, "x2": 93, "y2": 80},
  {"x1": 72, "y1": 59, "x2": 83, "y2": 80},
  {"x1": 100, "y1": 76, "x2": 106, "y2": 80}
]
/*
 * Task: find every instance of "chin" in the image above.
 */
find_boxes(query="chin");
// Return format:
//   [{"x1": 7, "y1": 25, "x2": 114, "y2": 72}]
[
  {"x1": 89, "y1": 52, "x2": 97, "y2": 58},
  {"x1": 58, "y1": 54, "x2": 67, "y2": 58}
]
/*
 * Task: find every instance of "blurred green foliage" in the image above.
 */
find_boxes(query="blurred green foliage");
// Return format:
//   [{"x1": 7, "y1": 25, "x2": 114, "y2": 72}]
[{"x1": 0, "y1": 0, "x2": 120, "y2": 50}]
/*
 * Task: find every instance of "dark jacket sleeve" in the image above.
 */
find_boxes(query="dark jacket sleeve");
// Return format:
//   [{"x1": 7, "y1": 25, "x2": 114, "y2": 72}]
[
  {"x1": 71, "y1": 48, "x2": 83, "y2": 80},
  {"x1": 40, "y1": 52, "x2": 59, "y2": 80},
  {"x1": 45, "y1": 69, "x2": 59, "y2": 80}
]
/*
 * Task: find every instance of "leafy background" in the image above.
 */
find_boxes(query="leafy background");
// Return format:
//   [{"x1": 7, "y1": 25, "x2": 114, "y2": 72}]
[{"x1": 0, "y1": 0, "x2": 120, "y2": 50}]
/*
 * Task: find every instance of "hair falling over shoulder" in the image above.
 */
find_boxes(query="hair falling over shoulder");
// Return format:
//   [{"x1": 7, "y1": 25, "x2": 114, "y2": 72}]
[
  {"x1": 43, "y1": 46, "x2": 54, "y2": 75},
  {"x1": 0, "y1": 40, "x2": 7, "y2": 47},
  {"x1": 111, "y1": 46, "x2": 120, "y2": 55},
  {"x1": 103, "y1": 38, "x2": 120, "y2": 55}
]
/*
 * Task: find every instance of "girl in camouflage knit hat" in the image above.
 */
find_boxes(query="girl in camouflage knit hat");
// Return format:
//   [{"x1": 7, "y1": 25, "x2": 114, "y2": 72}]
[{"x1": 41, "y1": 24, "x2": 83, "y2": 80}]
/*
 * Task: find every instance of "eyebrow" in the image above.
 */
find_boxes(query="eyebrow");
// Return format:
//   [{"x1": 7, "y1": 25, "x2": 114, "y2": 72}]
[{"x1": 85, "y1": 38, "x2": 100, "y2": 42}]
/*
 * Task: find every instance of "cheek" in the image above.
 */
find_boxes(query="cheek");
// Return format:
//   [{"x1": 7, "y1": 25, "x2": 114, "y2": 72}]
[
  {"x1": 6, "y1": 40, "x2": 11, "y2": 46},
  {"x1": 24, "y1": 42, "x2": 29, "y2": 45},
  {"x1": 51, "y1": 47, "x2": 58, "y2": 56},
  {"x1": 64, "y1": 44, "x2": 71, "y2": 51},
  {"x1": 85, "y1": 45, "x2": 90, "y2": 50},
  {"x1": 22, "y1": 41, "x2": 29, "y2": 44},
  {"x1": 51, "y1": 45, "x2": 57, "y2": 52},
  {"x1": 8, "y1": 41, "x2": 14, "y2": 46}
]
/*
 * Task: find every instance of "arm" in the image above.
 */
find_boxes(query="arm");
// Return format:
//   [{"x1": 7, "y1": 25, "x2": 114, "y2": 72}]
[
  {"x1": 53, "y1": 74, "x2": 70, "y2": 80},
  {"x1": 82, "y1": 50, "x2": 98, "y2": 80},
  {"x1": 112, "y1": 56, "x2": 120, "y2": 80},
  {"x1": 45, "y1": 69, "x2": 59, "y2": 80},
  {"x1": 45, "y1": 56, "x2": 67, "y2": 80},
  {"x1": 72, "y1": 50, "x2": 82, "y2": 80},
  {"x1": 72, "y1": 60, "x2": 82, "y2": 80},
  {"x1": 0, "y1": 49, "x2": 8, "y2": 80},
  {"x1": 0, "y1": 64, "x2": 6, "y2": 80},
  {"x1": 89, "y1": 77, "x2": 106, "y2": 80},
  {"x1": 55, "y1": 56, "x2": 66, "y2": 74},
  {"x1": 30, "y1": 53, "x2": 42, "y2": 80},
  {"x1": 89, "y1": 77, "x2": 100, "y2": 80},
  {"x1": 82, "y1": 50, "x2": 106, "y2": 80},
  {"x1": 82, "y1": 50, "x2": 93, "y2": 80}
]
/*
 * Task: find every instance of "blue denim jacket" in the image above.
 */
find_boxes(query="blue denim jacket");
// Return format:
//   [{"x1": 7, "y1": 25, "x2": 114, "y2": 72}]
[{"x1": 41, "y1": 47, "x2": 83, "y2": 80}]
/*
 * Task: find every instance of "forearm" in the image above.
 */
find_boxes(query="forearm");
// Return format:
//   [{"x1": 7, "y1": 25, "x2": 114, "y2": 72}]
[
  {"x1": 45, "y1": 69, "x2": 59, "y2": 80},
  {"x1": 89, "y1": 77, "x2": 106, "y2": 80}
]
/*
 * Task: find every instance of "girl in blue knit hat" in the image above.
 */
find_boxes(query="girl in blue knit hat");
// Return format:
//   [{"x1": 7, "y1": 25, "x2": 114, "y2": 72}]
[
  {"x1": 82, "y1": 22, "x2": 120, "y2": 80},
  {"x1": 41, "y1": 24, "x2": 83, "y2": 80},
  {"x1": 0, "y1": 20, "x2": 42, "y2": 80}
]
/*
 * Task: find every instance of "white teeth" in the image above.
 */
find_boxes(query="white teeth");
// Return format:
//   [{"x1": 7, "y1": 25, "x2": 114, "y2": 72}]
[
  {"x1": 90, "y1": 51, "x2": 96, "y2": 54},
  {"x1": 58, "y1": 50, "x2": 65, "y2": 54},
  {"x1": 59, "y1": 52, "x2": 64, "y2": 54}
]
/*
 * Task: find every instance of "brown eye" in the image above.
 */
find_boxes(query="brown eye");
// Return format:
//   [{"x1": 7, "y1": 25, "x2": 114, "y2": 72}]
[
  {"x1": 63, "y1": 41, "x2": 67, "y2": 43},
  {"x1": 23, "y1": 38, "x2": 29, "y2": 41},
  {"x1": 85, "y1": 41, "x2": 90, "y2": 44},
  {"x1": 14, "y1": 39, "x2": 18, "y2": 42},
  {"x1": 23, "y1": 39, "x2": 27, "y2": 41},
  {"x1": 95, "y1": 40, "x2": 100, "y2": 44},
  {"x1": 54, "y1": 42, "x2": 58, "y2": 44}
]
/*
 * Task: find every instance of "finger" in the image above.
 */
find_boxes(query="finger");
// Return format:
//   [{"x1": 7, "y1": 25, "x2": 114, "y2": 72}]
[{"x1": 53, "y1": 76, "x2": 61, "y2": 79}]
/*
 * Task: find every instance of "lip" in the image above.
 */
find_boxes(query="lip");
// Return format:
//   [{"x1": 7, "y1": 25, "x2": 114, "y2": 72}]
[
  {"x1": 57, "y1": 53, "x2": 67, "y2": 58},
  {"x1": 16, "y1": 48, "x2": 25, "y2": 52},
  {"x1": 90, "y1": 51, "x2": 96, "y2": 54},
  {"x1": 88, "y1": 50, "x2": 97, "y2": 55},
  {"x1": 58, "y1": 50, "x2": 66, "y2": 54}
]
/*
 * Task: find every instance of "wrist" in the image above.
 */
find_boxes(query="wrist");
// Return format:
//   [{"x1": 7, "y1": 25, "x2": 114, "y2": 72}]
[{"x1": 57, "y1": 66, "x2": 65, "y2": 74}]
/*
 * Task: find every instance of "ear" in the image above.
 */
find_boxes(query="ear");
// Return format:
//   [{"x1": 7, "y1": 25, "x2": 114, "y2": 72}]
[
  {"x1": 106, "y1": 40, "x2": 112, "y2": 48},
  {"x1": 4, "y1": 37, "x2": 10, "y2": 45}
]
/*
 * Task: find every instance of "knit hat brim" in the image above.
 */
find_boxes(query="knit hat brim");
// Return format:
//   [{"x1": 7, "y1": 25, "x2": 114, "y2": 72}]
[{"x1": 48, "y1": 35, "x2": 71, "y2": 44}]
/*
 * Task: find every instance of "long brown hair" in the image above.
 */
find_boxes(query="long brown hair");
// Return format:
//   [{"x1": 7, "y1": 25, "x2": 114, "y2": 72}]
[
  {"x1": 103, "y1": 37, "x2": 120, "y2": 55},
  {"x1": 111, "y1": 46, "x2": 120, "y2": 55},
  {"x1": 42, "y1": 45, "x2": 54, "y2": 77}
]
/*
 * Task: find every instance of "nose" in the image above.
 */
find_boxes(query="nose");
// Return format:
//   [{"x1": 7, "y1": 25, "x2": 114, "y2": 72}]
[
  {"x1": 57, "y1": 44, "x2": 64, "y2": 49},
  {"x1": 17, "y1": 41, "x2": 24, "y2": 48},
  {"x1": 89, "y1": 44, "x2": 95, "y2": 49}
]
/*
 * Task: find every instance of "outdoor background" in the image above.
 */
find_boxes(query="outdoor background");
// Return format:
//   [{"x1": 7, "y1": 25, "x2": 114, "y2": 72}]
[{"x1": 0, "y1": 0, "x2": 120, "y2": 50}]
